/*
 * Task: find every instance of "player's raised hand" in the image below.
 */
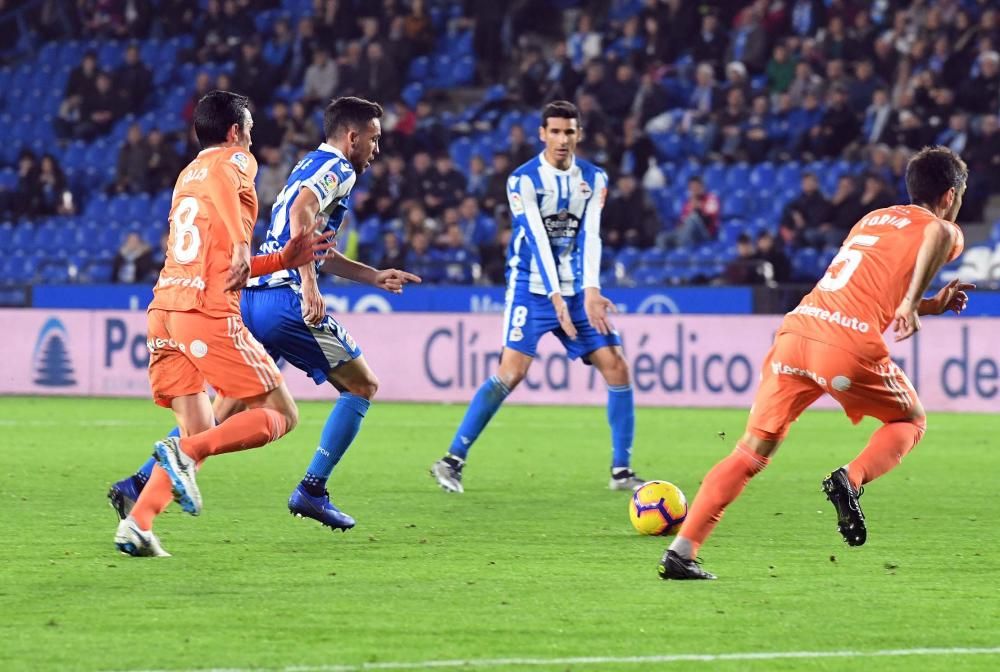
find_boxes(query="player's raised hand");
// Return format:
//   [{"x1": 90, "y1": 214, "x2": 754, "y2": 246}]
[
  {"x1": 584, "y1": 289, "x2": 617, "y2": 336},
  {"x1": 552, "y1": 293, "x2": 577, "y2": 340},
  {"x1": 225, "y1": 242, "x2": 252, "y2": 292},
  {"x1": 892, "y1": 299, "x2": 921, "y2": 342},
  {"x1": 375, "y1": 269, "x2": 421, "y2": 294},
  {"x1": 282, "y1": 229, "x2": 338, "y2": 269},
  {"x1": 929, "y1": 278, "x2": 975, "y2": 315}
]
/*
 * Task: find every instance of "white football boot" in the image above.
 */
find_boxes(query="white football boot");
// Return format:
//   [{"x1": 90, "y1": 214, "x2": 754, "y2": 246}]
[{"x1": 115, "y1": 517, "x2": 171, "y2": 557}]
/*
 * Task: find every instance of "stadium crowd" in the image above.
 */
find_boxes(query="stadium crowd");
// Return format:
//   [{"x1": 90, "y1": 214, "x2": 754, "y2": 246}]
[{"x1": 0, "y1": 0, "x2": 998, "y2": 287}]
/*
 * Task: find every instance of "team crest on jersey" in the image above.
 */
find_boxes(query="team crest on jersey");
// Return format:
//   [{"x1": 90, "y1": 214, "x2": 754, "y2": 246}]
[
  {"x1": 557, "y1": 208, "x2": 569, "y2": 221},
  {"x1": 509, "y1": 192, "x2": 525, "y2": 215},
  {"x1": 579, "y1": 181, "x2": 592, "y2": 199},
  {"x1": 230, "y1": 152, "x2": 249, "y2": 173}
]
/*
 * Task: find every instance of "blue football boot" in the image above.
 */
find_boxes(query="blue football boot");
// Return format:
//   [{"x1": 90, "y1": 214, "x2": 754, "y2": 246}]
[
  {"x1": 288, "y1": 484, "x2": 356, "y2": 531},
  {"x1": 107, "y1": 475, "x2": 144, "y2": 521}
]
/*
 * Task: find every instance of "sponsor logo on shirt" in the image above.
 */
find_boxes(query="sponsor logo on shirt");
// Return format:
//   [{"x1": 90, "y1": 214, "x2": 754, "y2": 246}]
[
  {"x1": 158, "y1": 274, "x2": 207, "y2": 290},
  {"x1": 771, "y1": 359, "x2": 827, "y2": 387},
  {"x1": 147, "y1": 336, "x2": 187, "y2": 353},
  {"x1": 787, "y1": 303, "x2": 871, "y2": 333},
  {"x1": 230, "y1": 152, "x2": 249, "y2": 173}
]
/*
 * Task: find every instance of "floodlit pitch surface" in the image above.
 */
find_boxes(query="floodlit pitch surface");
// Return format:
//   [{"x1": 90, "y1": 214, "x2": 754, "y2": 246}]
[{"x1": 1, "y1": 397, "x2": 997, "y2": 671}]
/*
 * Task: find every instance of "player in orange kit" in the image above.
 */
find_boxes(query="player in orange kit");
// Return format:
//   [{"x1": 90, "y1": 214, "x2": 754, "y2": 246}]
[
  {"x1": 659, "y1": 146, "x2": 975, "y2": 580},
  {"x1": 114, "y1": 90, "x2": 335, "y2": 557}
]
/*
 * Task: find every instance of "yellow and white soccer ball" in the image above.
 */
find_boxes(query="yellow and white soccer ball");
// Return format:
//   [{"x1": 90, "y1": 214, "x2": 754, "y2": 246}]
[{"x1": 628, "y1": 480, "x2": 688, "y2": 536}]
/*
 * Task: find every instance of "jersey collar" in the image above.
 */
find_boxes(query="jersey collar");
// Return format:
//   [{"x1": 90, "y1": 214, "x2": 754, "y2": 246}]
[
  {"x1": 538, "y1": 151, "x2": 576, "y2": 175},
  {"x1": 318, "y1": 142, "x2": 349, "y2": 161}
]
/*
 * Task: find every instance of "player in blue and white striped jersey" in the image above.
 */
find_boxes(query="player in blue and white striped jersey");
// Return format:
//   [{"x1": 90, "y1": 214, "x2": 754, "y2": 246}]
[
  {"x1": 431, "y1": 101, "x2": 645, "y2": 494},
  {"x1": 109, "y1": 97, "x2": 419, "y2": 532}
]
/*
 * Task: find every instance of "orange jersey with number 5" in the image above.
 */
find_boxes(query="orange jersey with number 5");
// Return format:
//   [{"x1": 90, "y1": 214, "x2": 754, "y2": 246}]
[
  {"x1": 780, "y1": 204, "x2": 964, "y2": 361},
  {"x1": 149, "y1": 146, "x2": 258, "y2": 317}
]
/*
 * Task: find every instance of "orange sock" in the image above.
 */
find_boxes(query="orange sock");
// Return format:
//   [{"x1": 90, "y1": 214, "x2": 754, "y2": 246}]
[
  {"x1": 677, "y1": 442, "x2": 770, "y2": 555},
  {"x1": 846, "y1": 418, "x2": 926, "y2": 490},
  {"x1": 130, "y1": 465, "x2": 176, "y2": 530},
  {"x1": 180, "y1": 407, "x2": 289, "y2": 462}
]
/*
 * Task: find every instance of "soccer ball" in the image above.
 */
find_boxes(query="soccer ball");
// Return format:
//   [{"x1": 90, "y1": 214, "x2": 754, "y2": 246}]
[{"x1": 628, "y1": 480, "x2": 688, "y2": 536}]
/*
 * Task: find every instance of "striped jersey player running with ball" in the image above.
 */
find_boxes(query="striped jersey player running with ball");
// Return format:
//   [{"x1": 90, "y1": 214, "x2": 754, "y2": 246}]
[
  {"x1": 431, "y1": 100, "x2": 645, "y2": 494},
  {"x1": 660, "y1": 146, "x2": 974, "y2": 580}
]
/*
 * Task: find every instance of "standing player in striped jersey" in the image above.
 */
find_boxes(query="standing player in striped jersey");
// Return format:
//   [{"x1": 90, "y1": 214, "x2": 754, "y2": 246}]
[
  {"x1": 114, "y1": 91, "x2": 339, "y2": 557},
  {"x1": 110, "y1": 97, "x2": 419, "y2": 539},
  {"x1": 659, "y1": 147, "x2": 974, "y2": 580},
  {"x1": 430, "y1": 100, "x2": 644, "y2": 494}
]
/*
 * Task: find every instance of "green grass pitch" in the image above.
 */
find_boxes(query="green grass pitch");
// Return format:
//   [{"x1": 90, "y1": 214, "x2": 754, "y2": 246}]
[{"x1": 1, "y1": 396, "x2": 998, "y2": 671}]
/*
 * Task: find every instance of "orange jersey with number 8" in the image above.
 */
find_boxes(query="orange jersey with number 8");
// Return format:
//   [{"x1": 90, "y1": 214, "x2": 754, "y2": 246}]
[
  {"x1": 779, "y1": 204, "x2": 964, "y2": 362},
  {"x1": 149, "y1": 146, "x2": 258, "y2": 317}
]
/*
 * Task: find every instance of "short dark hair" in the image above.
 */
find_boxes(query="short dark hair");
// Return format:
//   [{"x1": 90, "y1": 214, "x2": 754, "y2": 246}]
[
  {"x1": 905, "y1": 146, "x2": 968, "y2": 206},
  {"x1": 194, "y1": 90, "x2": 250, "y2": 148},
  {"x1": 541, "y1": 100, "x2": 580, "y2": 128},
  {"x1": 323, "y1": 96, "x2": 383, "y2": 139}
]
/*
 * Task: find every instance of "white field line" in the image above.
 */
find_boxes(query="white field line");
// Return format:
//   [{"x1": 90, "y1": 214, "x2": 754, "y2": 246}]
[{"x1": 109, "y1": 646, "x2": 1000, "y2": 672}]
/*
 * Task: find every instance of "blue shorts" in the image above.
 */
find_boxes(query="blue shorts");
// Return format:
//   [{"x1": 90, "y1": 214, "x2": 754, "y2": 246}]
[
  {"x1": 241, "y1": 286, "x2": 362, "y2": 385},
  {"x1": 502, "y1": 287, "x2": 621, "y2": 362}
]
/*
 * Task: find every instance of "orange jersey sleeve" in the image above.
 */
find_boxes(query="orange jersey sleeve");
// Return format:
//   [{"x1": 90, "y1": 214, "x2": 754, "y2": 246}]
[
  {"x1": 149, "y1": 147, "x2": 259, "y2": 317},
  {"x1": 780, "y1": 205, "x2": 954, "y2": 361}
]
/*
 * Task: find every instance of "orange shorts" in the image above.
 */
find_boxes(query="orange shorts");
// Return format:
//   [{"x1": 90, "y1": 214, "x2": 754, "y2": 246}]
[
  {"x1": 147, "y1": 309, "x2": 283, "y2": 408},
  {"x1": 747, "y1": 332, "x2": 919, "y2": 440}
]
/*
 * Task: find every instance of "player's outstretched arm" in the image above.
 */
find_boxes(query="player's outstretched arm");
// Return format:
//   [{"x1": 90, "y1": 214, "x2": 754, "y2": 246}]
[
  {"x1": 918, "y1": 278, "x2": 975, "y2": 316},
  {"x1": 322, "y1": 252, "x2": 421, "y2": 294},
  {"x1": 893, "y1": 220, "x2": 958, "y2": 341}
]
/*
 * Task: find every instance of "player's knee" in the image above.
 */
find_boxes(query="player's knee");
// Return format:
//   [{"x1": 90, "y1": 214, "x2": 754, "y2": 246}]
[
  {"x1": 349, "y1": 376, "x2": 379, "y2": 401},
  {"x1": 280, "y1": 401, "x2": 299, "y2": 433},
  {"x1": 601, "y1": 353, "x2": 631, "y2": 386}
]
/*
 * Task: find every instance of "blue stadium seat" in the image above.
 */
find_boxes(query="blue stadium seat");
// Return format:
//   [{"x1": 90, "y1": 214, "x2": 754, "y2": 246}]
[
  {"x1": 407, "y1": 56, "x2": 430, "y2": 82},
  {"x1": 791, "y1": 247, "x2": 819, "y2": 281},
  {"x1": 452, "y1": 55, "x2": 475, "y2": 85},
  {"x1": 638, "y1": 247, "x2": 666, "y2": 268},
  {"x1": 84, "y1": 260, "x2": 114, "y2": 283},
  {"x1": 721, "y1": 191, "x2": 748, "y2": 219},
  {"x1": 724, "y1": 163, "x2": 751, "y2": 189},
  {"x1": 776, "y1": 162, "x2": 802, "y2": 190},
  {"x1": 633, "y1": 266, "x2": 667, "y2": 286},
  {"x1": 614, "y1": 246, "x2": 641, "y2": 273},
  {"x1": 702, "y1": 163, "x2": 726, "y2": 192}
]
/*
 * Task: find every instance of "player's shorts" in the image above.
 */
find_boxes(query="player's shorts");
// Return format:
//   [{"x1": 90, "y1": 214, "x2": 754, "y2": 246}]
[
  {"x1": 747, "y1": 331, "x2": 920, "y2": 440},
  {"x1": 147, "y1": 309, "x2": 283, "y2": 408},
  {"x1": 241, "y1": 285, "x2": 362, "y2": 386},
  {"x1": 502, "y1": 285, "x2": 622, "y2": 361}
]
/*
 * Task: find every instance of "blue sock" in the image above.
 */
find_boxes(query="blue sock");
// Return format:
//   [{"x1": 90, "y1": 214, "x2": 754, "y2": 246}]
[
  {"x1": 448, "y1": 375, "x2": 511, "y2": 460},
  {"x1": 607, "y1": 384, "x2": 635, "y2": 469},
  {"x1": 302, "y1": 393, "x2": 370, "y2": 495},
  {"x1": 133, "y1": 426, "x2": 180, "y2": 485}
]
